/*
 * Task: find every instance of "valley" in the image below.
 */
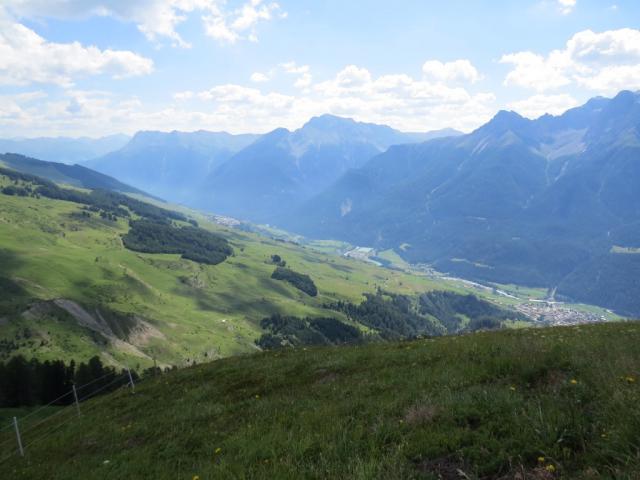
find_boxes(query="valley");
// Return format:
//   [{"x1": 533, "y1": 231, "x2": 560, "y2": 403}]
[
  {"x1": 0, "y1": 142, "x2": 626, "y2": 367},
  {"x1": 2, "y1": 4, "x2": 640, "y2": 478}
]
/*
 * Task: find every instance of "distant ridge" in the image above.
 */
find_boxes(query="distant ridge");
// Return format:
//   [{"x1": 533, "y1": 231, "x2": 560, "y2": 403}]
[
  {"x1": 0, "y1": 153, "x2": 149, "y2": 196},
  {"x1": 0, "y1": 134, "x2": 130, "y2": 165},
  {"x1": 286, "y1": 91, "x2": 640, "y2": 317},
  {"x1": 85, "y1": 130, "x2": 260, "y2": 205},
  {"x1": 199, "y1": 115, "x2": 458, "y2": 222}
]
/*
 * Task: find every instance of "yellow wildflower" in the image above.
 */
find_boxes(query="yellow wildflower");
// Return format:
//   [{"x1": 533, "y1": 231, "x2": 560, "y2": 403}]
[
  {"x1": 193, "y1": 476, "x2": 200, "y2": 480},
  {"x1": 215, "y1": 447, "x2": 222, "y2": 454},
  {"x1": 546, "y1": 464, "x2": 556, "y2": 473},
  {"x1": 570, "y1": 379, "x2": 578, "y2": 385},
  {"x1": 537, "y1": 456, "x2": 545, "y2": 463},
  {"x1": 625, "y1": 376, "x2": 636, "y2": 383}
]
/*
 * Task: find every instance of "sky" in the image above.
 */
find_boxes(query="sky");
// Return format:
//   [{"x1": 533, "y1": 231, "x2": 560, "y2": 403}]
[{"x1": 0, "y1": 0, "x2": 639, "y2": 138}]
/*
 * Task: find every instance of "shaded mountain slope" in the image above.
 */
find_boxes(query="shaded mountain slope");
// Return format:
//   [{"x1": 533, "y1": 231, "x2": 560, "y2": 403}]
[
  {"x1": 288, "y1": 91, "x2": 640, "y2": 315},
  {"x1": 0, "y1": 153, "x2": 147, "y2": 195},
  {"x1": 200, "y1": 115, "x2": 456, "y2": 222},
  {"x1": 86, "y1": 130, "x2": 260, "y2": 205}
]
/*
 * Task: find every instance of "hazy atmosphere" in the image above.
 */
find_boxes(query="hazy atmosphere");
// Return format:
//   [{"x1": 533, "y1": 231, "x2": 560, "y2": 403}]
[{"x1": 2, "y1": 1, "x2": 640, "y2": 479}]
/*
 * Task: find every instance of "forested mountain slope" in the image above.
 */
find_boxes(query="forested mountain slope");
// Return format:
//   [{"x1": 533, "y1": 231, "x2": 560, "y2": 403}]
[{"x1": 288, "y1": 91, "x2": 640, "y2": 316}]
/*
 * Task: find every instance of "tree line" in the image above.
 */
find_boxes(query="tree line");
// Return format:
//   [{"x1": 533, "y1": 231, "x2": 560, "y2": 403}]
[
  {"x1": 271, "y1": 267, "x2": 318, "y2": 296},
  {"x1": 0, "y1": 355, "x2": 138, "y2": 408},
  {"x1": 122, "y1": 219, "x2": 233, "y2": 265},
  {"x1": 256, "y1": 314, "x2": 362, "y2": 349}
]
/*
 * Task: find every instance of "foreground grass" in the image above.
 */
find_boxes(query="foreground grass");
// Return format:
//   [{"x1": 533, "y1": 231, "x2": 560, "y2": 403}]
[{"x1": 1, "y1": 322, "x2": 639, "y2": 479}]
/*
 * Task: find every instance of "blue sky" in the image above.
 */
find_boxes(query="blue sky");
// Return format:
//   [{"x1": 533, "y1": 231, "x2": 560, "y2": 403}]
[{"x1": 0, "y1": 0, "x2": 639, "y2": 137}]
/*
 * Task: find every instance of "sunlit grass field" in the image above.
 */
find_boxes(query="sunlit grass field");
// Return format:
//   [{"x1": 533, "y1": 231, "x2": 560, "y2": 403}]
[{"x1": 1, "y1": 322, "x2": 639, "y2": 479}]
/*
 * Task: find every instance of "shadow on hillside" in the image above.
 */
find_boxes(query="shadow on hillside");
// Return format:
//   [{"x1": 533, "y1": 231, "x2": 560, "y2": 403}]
[{"x1": 0, "y1": 249, "x2": 28, "y2": 309}]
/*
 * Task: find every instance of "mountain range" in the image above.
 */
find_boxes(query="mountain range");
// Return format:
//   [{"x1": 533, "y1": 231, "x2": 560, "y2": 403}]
[
  {"x1": 199, "y1": 115, "x2": 456, "y2": 222},
  {"x1": 84, "y1": 130, "x2": 260, "y2": 205},
  {"x1": 286, "y1": 91, "x2": 640, "y2": 315},
  {"x1": 2, "y1": 93, "x2": 638, "y2": 316},
  {"x1": 83, "y1": 117, "x2": 459, "y2": 220}
]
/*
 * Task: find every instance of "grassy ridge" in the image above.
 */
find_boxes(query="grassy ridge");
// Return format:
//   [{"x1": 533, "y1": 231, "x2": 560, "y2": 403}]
[{"x1": 1, "y1": 322, "x2": 639, "y2": 479}]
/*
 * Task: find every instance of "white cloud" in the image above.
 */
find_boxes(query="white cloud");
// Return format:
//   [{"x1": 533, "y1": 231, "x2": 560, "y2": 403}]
[
  {"x1": 280, "y1": 62, "x2": 310, "y2": 75},
  {"x1": 1, "y1": 60, "x2": 497, "y2": 137},
  {"x1": 174, "y1": 62, "x2": 495, "y2": 133},
  {"x1": 3, "y1": 0, "x2": 285, "y2": 47},
  {"x1": 558, "y1": 0, "x2": 577, "y2": 15},
  {"x1": 0, "y1": 11, "x2": 153, "y2": 86},
  {"x1": 507, "y1": 93, "x2": 580, "y2": 119},
  {"x1": 280, "y1": 62, "x2": 312, "y2": 89},
  {"x1": 422, "y1": 59, "x2": 481, "y2": 84},
  {"x1": 501, "y1": 28, "x2": 640, "y2": 94},
  {"x1": 250, "y1": 72, "x2": 270, "y2": 83},
  {"x1": 500, "y1": 51, "x2": 572, "y2": 91},
  {"x1": 333, "y1": 65, "x2": 372, "y2": 88},
  {"x1": 294, "y1": 73, "x2": 312, "y2": 89}
]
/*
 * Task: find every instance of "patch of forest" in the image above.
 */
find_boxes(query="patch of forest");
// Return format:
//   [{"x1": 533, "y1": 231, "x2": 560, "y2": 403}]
[
  {"x1": 256, "y1": 314, "x2": 363, "y2": 349},
  {"x1": 0, "y1": 355, "x2": 136, "y2": 408},
  {"x1": 326, "y1": 290, "x2": 523, "y2": 340},
  {"x1": 327, "y1": 291, "x2": 439, "y2": 339},
  {"x1": 122, "y1": 220, "x2": 233, "y2": 265},
  {"x1": 419, "y1": 290, "x2": 527, "y2": 333},
  {"x1": 271, "y1": 267, "x2": 318, "y2": 296}
]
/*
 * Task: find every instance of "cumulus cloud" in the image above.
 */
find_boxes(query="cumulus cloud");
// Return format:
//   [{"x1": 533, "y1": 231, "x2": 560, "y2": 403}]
[
  {"x1": 501, "y1": 28, "x2": 640, "y2": 94},
  {"x1": 3, "y1": 0, "x2": 285, "y2": 47},
  {"x1": 173, "y1": 62, "x2": 495, "y2": 133},
  {"x1": 280, "y1": 61, "x2": 312, "y2": 89},
  {"x1": 1, "y1": 59, "x2": 495, "y2": 136},
  {"x1": 0, "y1": 11, "x2": 153, "y2": 86},
  {"x1": 507, "y1": 93, "x2": 580, "y2": 119},
  {"x1": 250, "y1": 72, "x2": 270, "y2": 83},
  {"x1": 422, "y1": 59, "x2": 481, "y2": 84}
]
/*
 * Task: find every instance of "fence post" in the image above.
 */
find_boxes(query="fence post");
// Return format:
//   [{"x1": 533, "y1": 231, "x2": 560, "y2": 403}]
[
  {"x1": 13, "y1": 417, "x2": 24, "y2": 457},
  {"x1": 72, "y1": 384, "x2": 81, "y2": 417},
  {"x1": 127, "y1": 368, "x2": 135, "y2": 394}
]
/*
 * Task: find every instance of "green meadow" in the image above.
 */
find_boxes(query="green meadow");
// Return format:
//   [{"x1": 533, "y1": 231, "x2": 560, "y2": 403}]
[
  {"x1": 0, "y1": 185, "x2": 448, "y2": 368},
  {"x1": 1, "y1": 322, "x2": 639, "y2": 479}
]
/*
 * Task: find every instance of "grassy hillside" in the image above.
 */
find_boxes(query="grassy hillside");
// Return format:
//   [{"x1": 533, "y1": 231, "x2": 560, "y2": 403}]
[
  {"x1": 0, "y1": 170, "x2": 466, "y2": 368},
  {"x1": 1, "y1": 322, "x2": 639, "y2": 479}
]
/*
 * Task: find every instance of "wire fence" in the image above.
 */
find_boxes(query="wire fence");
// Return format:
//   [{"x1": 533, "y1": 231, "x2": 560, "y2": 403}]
[{"x1": 0, "y1": 369, "x2": 136, "y2": 465}]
